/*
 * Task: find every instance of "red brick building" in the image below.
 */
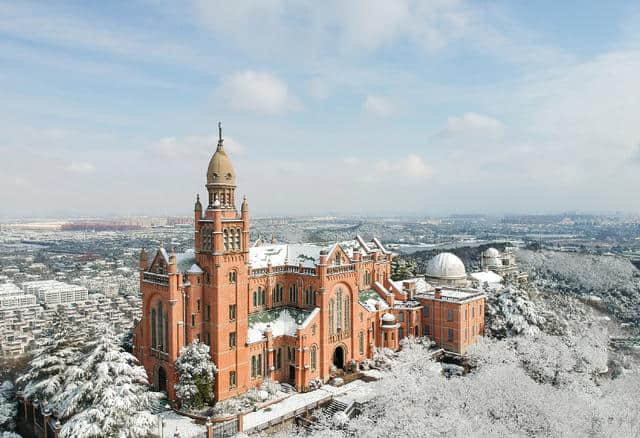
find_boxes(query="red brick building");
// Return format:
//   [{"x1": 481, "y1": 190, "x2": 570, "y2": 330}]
[{"x1": 133, "y1": 127, "x2": 486, "y2": 402}]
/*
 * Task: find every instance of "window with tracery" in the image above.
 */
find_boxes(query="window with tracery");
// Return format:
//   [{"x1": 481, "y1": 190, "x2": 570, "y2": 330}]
[
  {"x1": 202, "y1": 225, "x2": 213, "y2": 251},
  {"x1": 234, "y1": 229, "x2": 241, "y2": 250},
  {"x1": 336, "y1": 288, "x2": 343, "y2": 331},
  {"x1": 273, "y1": 284, "x2": 283, "y2": 303},
  {"x1": 329, "y1": 298, "x2": 335, "y2": 335},
  {"x1": 344, "y1": 296, "x2": 350, "y2": 331}
]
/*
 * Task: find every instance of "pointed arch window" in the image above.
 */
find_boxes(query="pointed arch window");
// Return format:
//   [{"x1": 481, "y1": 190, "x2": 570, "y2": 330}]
[
  {"x1": 150, "y1": 308, "x2": 157, "y2": 348},
  {"x1": 344, "y1": 296, "x2": 350, "y2": 331},
  {"x1": 202, "y1": 225, "x2": 213, "y2": 251},
  {"x1": 223, "y1": 229, "x2": 229, "y2": 251},
  {"x1": 336, "y1": 288, "x2": 343, "y2": 331},
  {"x1": 273, "y1": 284, "x2": 283, "y2": 304},
  {"x1": 310, "y1": 345, "x2": 317, "y2": 370},
  {"x1": 329, "y1": 298, "x2": 335, "y2": 335},
  {"x1": 304, "y1": 287, "x2": 315, "y2": 306}
]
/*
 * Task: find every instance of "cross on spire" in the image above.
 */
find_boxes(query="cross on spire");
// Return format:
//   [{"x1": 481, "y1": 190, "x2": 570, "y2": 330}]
[{"x1": 218, "y1": 121, "x2": 222, "y2": 142}]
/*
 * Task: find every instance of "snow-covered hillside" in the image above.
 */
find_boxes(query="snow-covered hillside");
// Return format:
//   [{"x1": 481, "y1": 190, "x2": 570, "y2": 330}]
[
  {"x1": 261, "y1": 249, "x2": 640, "y2": 437},
  {"x1": 518, "y1": 249, "x2": 640, "y2": 324}
]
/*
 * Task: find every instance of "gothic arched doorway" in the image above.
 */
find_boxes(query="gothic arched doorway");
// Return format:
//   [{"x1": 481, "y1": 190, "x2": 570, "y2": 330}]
[
  {"x1": 333, "y1": 345, "x2": 345, "y2": 369},
  {"x1": 157, "y1": 366, "x2": 167, "y2": 393}
]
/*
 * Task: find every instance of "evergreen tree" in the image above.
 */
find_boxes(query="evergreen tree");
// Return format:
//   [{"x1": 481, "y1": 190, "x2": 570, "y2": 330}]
[
  {"x1": 0, "y1": 380, "x2": 17, "y2": 434},
  {"x1": 57, "y1": 324, "x2": 158, "y2": 438},
  {"x1": 16, "y1": 313, "x2": 85, "y2": 410},
  {"x1": 174, "y1": 341, "x2": 217, "y2": 410},
  {"x1": 391, "y1": 257, "x2": 418, "y2": 281}
]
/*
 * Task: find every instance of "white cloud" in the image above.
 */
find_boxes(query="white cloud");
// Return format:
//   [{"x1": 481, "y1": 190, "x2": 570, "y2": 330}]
[
  {"x1": 442, "y1": 112, "x2": 505, "y2": 138},
  {"x1": 307, "y1": 78, "x2": 331, "y2": 100},
  {"x1": 364, "y1": 95, "x2": 394, "y2": 117},
  {"x1": 217, "y1": 70, "x2": 301, "y2": 115},
  {"x1": 342, "y1": 156, "x2": 360, "y2": 166},
  {"x1": 379, "y1": 153, "x2": 432, "y2": 179},
  {"x1": 150, "y1": 134, "x2": 246, "y2": 160},
  {"x1": 66, "y1": 161, "x2": 95, "y2": 174}
]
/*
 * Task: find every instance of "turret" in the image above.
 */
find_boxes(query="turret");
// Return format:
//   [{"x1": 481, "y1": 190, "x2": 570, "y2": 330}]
[
  {"x1": 194, "y1": 194, "x2": 202, "y2": 221},
  {"x1": 241, "y1": 196, "x2": 250, "y2": 251},
  {"x1": 139, "y1": 248, "x2": 148, "y2": 271},
  {"x1": 168, "y1": 246, "x2": 177, "y2": 275}
]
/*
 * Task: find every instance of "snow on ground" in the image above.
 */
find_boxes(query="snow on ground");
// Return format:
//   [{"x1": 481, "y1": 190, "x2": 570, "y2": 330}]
[
  {"x1": 243, "y1": 380, "x2": 372, "y2": 432},
  {"x1": 155, "y1": 410, "x2": 206, "y2": 438}
]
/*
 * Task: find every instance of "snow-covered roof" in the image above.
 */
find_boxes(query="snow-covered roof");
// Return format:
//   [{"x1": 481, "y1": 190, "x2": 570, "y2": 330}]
[
  {"x1": 390, "y1": 277, "x2": 435, "y2": 295},
  {"x1": 249, "y1": 235, "x2": 389, "y2": 269},
  {"x1": 250, "y1": 243, "x2": 324, "y2": 269},
  {"x1": 358, "y1": 288, "x2": 389, "y2": 312},
  {"x1": 417, "y1": 287, "x2": 485, "y2": 302},
  {"x1": 247, "y1": 307, "x2": 315, "y2": 344},
  {"x1": 470, "y1": 271, "x2": 503, "y2": 284},
  {"x1": 175, "y1": 249, "x2": 199, "y2": 273}
]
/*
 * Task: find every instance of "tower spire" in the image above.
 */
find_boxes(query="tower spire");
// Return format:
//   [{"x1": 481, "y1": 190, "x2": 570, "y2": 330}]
[{"x1": 218, "y1": 121, "x2": 222, "y2": 142}]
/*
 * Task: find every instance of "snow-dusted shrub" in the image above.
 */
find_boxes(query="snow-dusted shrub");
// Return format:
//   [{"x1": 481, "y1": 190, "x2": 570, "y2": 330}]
[
  {"x1": 260, "y1": 379, "x2": 281, "y2": 396},
  {"x1": 0, "y1": 381, "x2": 17, "y2": 433},
  {"x1": 57, "y1": 324, "x2": 158, "y2": 438},
  {"x1": 174, "y1": 341, "x2": 217, "y2": 410},
  {"x1": 371, "y1": 347, "x2": 397, "y2": 370}
]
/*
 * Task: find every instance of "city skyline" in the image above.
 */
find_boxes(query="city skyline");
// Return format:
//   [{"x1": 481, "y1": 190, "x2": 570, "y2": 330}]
[{"x1": 2, "y1": 1, "x2": 640, "y2": 217}]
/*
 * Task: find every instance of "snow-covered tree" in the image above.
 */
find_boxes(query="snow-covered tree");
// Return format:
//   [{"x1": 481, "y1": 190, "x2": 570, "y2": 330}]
[
  {"x1": 391, "y1": 258, "x2": 418, "y2": 281},
  {"x1": 174, "y1": 341, "x2": 217, "y2": 410},
  {"x1": 0, "y1": 380, "x2": 17, "y2": 434},
  {"x1": 518, "y1": 249, "x2": 640, "y2": 324},
  {"x1": 16, "y1": 314, "x2": 85, "y2": 410},
  {"x1": 56, "y1": 324, "x2": 158, "y2": 438}
]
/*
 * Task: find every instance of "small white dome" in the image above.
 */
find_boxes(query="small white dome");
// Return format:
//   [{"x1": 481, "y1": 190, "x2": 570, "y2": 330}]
[
  {"x1": 425, "y1": 252, "x2": 466, "y2": 280},
  {"x1": 484, "y1": 247, "x2": 500, "y2": 258},
  {"x1": 381, "y1": 313, "x2": 396, "y2": 325}
]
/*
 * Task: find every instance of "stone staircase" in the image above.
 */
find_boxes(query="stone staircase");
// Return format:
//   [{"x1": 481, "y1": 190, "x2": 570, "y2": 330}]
[
  {"x1": 280, "y1": 383, "x2": 297, "y2": 394},
  {"x1": 323, "y1": 399, "x2": 348, "y2": 416}
]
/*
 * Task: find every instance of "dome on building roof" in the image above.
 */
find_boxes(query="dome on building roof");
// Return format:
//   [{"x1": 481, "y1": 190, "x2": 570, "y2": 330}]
[
  {"x1": 425, "y1": 252, "x2": 466, "y2": 280},
  {"x1": 207, "y1": 141, "x2": 236, "y2": 186},
  {"x1": 381, "y1": 313, "x2": 396, "y2": 325},
  {"x1": 484, "y1": 247, "x2": 500, "y2": 258}
]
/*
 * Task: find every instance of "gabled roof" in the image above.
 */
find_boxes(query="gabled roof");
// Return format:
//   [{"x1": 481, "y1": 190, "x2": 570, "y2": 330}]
[{"x1": 249, "y1": 235, "x2": 390, "y2": 269}]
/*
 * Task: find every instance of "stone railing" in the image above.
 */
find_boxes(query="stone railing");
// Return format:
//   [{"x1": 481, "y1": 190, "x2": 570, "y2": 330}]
[
  {"x1": 327, "y1": 264, "x2": 355, "y2": 275},
  {"x1": 142, "y1": 272, "x2": 169, "y2": 286},
  {"x1": 250, "y1": 265, "x2": 317, "y2": 277}
]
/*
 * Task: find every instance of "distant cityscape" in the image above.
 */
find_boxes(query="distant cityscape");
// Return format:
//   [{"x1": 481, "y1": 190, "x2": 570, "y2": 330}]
[{"x1": 2, "y1": 212, "x2": 639, "y2": 361}]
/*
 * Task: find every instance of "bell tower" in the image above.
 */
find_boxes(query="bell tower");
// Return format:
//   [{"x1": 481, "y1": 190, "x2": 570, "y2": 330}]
[{"x1": 195, "y1": 122, "x2": 251, "y2": 401}]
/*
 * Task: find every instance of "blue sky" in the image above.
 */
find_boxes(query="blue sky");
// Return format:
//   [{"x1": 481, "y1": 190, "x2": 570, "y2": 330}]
[{"x1": 1, "y1": 0, "x2": 640, "y2": 217}]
